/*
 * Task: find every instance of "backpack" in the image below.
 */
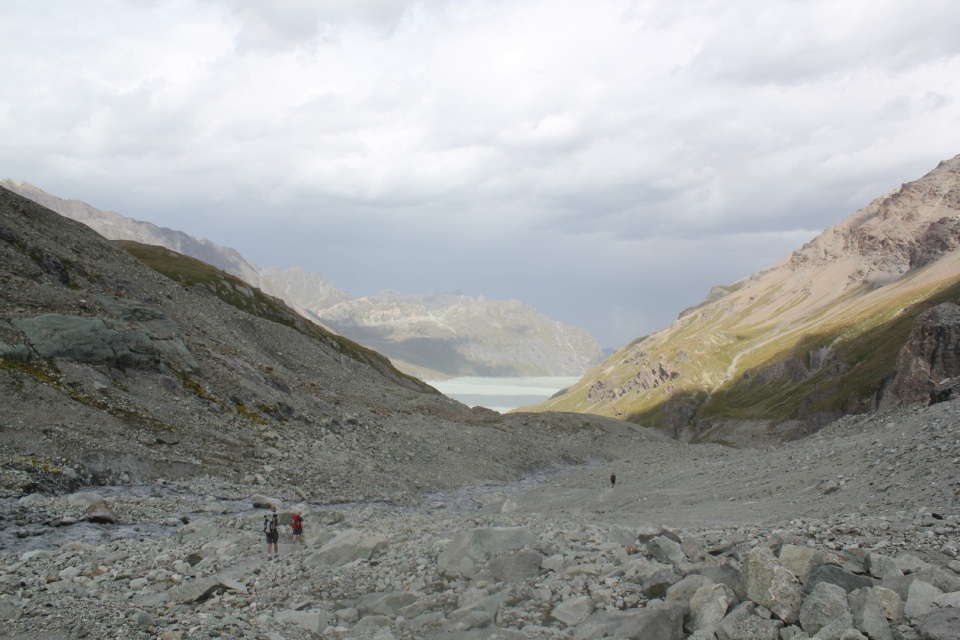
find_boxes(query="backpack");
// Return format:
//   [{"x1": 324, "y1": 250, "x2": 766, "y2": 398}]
[
  {"x1": 264, "y1": 513, "x2": 277, "y2": 533},
  {"x1": 292, "y1": 513, "x2": 302, "y2": 528}
]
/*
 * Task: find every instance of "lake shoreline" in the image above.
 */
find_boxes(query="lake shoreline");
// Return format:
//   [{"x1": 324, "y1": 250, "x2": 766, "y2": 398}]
[{"x1": 428, "y1": 375, "x2": 581, "y2": 412}]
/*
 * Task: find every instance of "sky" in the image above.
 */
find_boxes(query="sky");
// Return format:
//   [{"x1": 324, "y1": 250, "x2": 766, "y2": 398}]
[{"x1": 2, "y1": 0, "x2": 960, "y2": 349}]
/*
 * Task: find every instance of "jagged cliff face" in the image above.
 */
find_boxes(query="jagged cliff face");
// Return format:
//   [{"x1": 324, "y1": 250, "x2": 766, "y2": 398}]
[
  {"x1": 0, "y1": 180, "x2": 603, "y2": 379},
  {"x1": 534, "y1": 155, "x2": 960, "y2": 444}
]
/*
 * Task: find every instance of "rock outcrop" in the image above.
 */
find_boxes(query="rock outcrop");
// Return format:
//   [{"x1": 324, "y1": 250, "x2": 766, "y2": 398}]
[{"x1": 881, "y1": 303, "x2": 960, "y2": 407}]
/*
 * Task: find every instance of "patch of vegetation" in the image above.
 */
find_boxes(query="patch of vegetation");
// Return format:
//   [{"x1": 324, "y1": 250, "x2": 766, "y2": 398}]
[
  {"x1": 173, "y1": 369, "x2": 218, "y2": 403},
  {"x1": 0, "y1": 357, "x2": 63, "y2": 389},
  {"x1": 649, "y1": 278, "x2": 960, "y2": 431},
  {"x1": 14, "y1": 455, "x2": 64, "y2": 474},
  {"x1": 234, "y1": 402, "x2": 269, "y2": 425}
]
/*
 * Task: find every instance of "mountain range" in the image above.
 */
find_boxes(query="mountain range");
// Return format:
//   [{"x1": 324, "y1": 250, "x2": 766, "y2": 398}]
[
  {"x1": 531, "y1": 154, "x2": 960, "y2": 445},
  {"x1": 0, "y1": 179, "x2": 603, "y2": 380}
]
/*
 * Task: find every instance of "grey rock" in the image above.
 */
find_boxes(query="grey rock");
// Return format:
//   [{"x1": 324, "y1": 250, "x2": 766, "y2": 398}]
[
  {"x1": 810, "y1": 611, "x2": 854, "y2": 640},
  {"x1": 551, "y1": 595, "x2": 595, "y2": 626},
  {"x1": 742, "y1": 547, "x2": 804, "y2": 624},
  {"x1": 648, "y1": 535, "x2": 688, "y2": 567},
  {"x1": 780, "y1": 545, "x2": 828, "y2": 584},
  {"x1": 85, "y1": 501, "x2": 117, "y2": 524},
  {"x1": 799, "y1": 582, "x2": 849, "y2": 636},
  {"x1": 304, "y1": 529, "x2": 387, "y2": 567},
  {"x1": 437, "y1": 526, "x2": 537, "y2": 578},
  {"x1": 689, "y1": 583, "x2": 737, "y2": 634},
  {"x1": 849, "y1": 588, "x2": 893, "y2": 640},
  {"x1": 933, "y1": 591, "x2": 960, "y2": 608},
  {"x1": 643, "y1": 568, "x2": 682, "y2": 599},
  {"x1": 355, "y1": 591, "x2": 417, "y2": 618},
  {"x1": 274, "y1": 609, "x2": 329, "y2": 634},
  {"x1": 574, "y1": 605, "x2": 685, "y2": 640},
  {"x1": 880, "y1": 575, "x2": 916, "y2": 601},
  {"x1": 905, "y1": 580, "x2": 944, "y2": 620},
  {"x1": 915, "y1": 566, "x2": 960, "y2": 594},
  {"x1": 805, "y1": 564, "x2": 876, "y2": 595},
  {"x1": 169, "y1": 576, "x2": 220, "y2": 603},
  {"x1": 918, "y1": 608, "x2": 960, "y2": 640},
  {"x1": 486, "y1": 550, "x2": 543, "y2": 582},
  {"x1": 0, "y1": 602, "x2": 24, "y2": 622},
  {"x1": 666, "y1": 574, "x2": 714, "y2": 603},
  {"x1": 867, "y1": 553, "x2": 904, "y2": 579},
  {"x1": 716, "y1": 602, "x2": 783, "y2": 640}
]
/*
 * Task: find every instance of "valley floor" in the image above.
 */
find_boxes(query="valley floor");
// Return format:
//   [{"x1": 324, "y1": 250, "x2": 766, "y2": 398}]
[{"x1": 1, "y1": 400, "x2": 958, "y2": 639}]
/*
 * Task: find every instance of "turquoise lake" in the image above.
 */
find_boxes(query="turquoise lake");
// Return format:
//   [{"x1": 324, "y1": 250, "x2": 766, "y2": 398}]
[{"x1": 429, "y1": 376, "x2": 581, "y2": 413}]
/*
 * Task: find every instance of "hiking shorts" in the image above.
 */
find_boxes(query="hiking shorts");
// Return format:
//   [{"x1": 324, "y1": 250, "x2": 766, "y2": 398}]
[{"x1": 266, "y1": 530, "x2": 279, "y2": 544}]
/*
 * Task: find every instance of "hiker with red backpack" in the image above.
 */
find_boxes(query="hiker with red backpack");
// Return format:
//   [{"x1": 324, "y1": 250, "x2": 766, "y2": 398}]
[{"x1": 291, "y1": 512, "x2": 303, "y2": 544}]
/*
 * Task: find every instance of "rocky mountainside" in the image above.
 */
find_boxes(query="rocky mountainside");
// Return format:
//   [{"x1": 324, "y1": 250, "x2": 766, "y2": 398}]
[
  {"x1": 0, "y1": 185, "x2": 643, "y2": 504},
  {"x1": 316, "y1": 291, "x2": 604, "y2": 378},
  {"x1": 0, "y1": 179, "x2": 603, "y2": 379},
  {"x1": 0, "y1": 179, "x2": 264, "y2": 288},
  {"x1": 532, "y1": 155, "x2": 960, "y2": 444}
]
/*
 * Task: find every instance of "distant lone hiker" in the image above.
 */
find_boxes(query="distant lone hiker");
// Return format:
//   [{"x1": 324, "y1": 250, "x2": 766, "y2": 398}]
[
  {"x1": 610, "y1": 473, "x2": 616, "y2": 488},
  {"x1": 264, "y1": 505, "x2": 279, "y2": 559}
]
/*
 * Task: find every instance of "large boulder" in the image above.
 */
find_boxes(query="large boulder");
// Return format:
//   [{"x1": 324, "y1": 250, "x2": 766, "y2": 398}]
[
  {"x1": 849, "y1": 588, "x2": 893, "y2": 640},
  {"x1": 437, "y1": 526, "x2": 537, "y2": 578},
  {"x1": 355, "y1": 591, "x2": 417, "y2": 618},
  {"x1": 918, "y1": 608, "x2": 960, "y2": 640},
  {"x1": 741, "y1": 547, "x2": 803, "y2": 624},
  {"x1": 304, "y1": 529, "x2": 387, "y2": 568},
  {"x1": 780, "y1": 544, "x2": 828, "y2": 584},
  {"x1": 716, "y1": 601, "x2": 783, "y2": 640},
  {"x1": 12, "y1": 314, "x2": 160, "y2": 369},
  {"x1": 85, "y1": 501, "x2": 117, "y2": 524},
  {"x1": 904, "y1": 580, "x2": 943, "y2": 620},
  {"x1": 647, "y1": 535, "x2": 688, "y2": 567},
  {"x1": 688, "y1": 583, "x2": 736, "y2": 635},
  {"x1": 486, "y1": 550, "x2": 543, "y2": 582},
  {"x1": 799, "y1": 582, "x2": 849, "y2": 636},
  {"x1": 551, "y1": 595, "x2": 594, "y2": 627},
  {"x1": 169, "y1": 576, "x2": 220, "y2": 604},
  {"x1": 805, "y1": 564, "x2": 876, "y2": 595},
  {"x1": 573, "y1": 605, "x2": 685, "y2": 640}
]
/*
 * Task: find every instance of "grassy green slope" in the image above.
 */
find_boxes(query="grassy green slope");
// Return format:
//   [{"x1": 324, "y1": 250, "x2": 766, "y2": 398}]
[
  {"x1": 117, "y1": 241, "x2": 435, "y2": 393},
  {"x1": 535, "y1": 259, "x2": 960, "y2": 438}
]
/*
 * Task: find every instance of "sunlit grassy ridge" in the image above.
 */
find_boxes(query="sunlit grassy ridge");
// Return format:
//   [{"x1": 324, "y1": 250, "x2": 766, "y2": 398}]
[
  {"x1": 534, "y1": 260, "x2": 960, "y2": 438},
  {"x1": 117, "y1": 241, "x2": 433, "y2": 392}
]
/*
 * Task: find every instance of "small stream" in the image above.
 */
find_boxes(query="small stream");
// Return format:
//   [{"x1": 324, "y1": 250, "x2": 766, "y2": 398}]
[{"x1": 0, "y1": 461, "x2": 599, "y2": 554}]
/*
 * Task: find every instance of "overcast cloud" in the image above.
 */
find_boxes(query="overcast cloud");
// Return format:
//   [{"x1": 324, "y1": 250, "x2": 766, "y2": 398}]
[{"x1": 2, "y1": 0, "x2": 959, "y2": 348}]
